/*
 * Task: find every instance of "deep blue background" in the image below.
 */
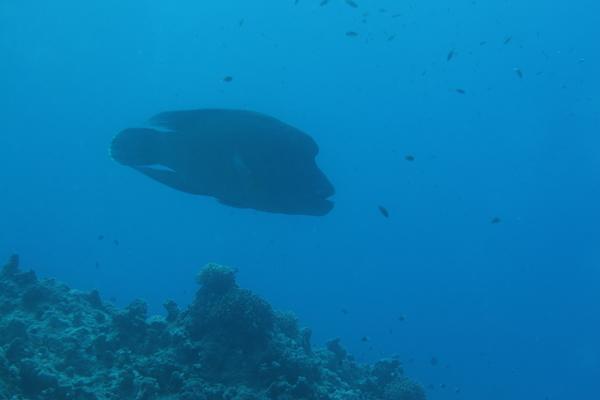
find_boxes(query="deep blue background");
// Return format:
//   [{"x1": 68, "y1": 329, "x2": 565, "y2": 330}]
[{"x1": 1, "y1": 1, "x2": 598, "y2": 399}]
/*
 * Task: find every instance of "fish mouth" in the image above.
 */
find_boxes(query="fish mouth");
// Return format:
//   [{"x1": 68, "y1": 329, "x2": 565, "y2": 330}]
[
  {"x1": 304, "y1": 196, "x2": 335, "y2": 216},
  {"x1": 313, "y1": 174, "x2": 335, "y2": 199},
  {"x1": 276, "y1": 191, "x2": 334, "y2": 216},
  {"x1": 309, "y1": 179, "x2": 335, "y2": 215},
  {"x1": 315, "y1": 186, "x2": 335, "y2": 199},
  {"x1": 323, "y1": 198, "x2": 335, "y2": 209},
  {"x1": 317, "y1": 199, "x2": 335, "y2": 216}
]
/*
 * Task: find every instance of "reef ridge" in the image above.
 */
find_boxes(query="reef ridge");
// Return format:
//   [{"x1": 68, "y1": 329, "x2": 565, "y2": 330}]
[{"x1": 0, "y1": 255, "x2": 425, "y2": 400}]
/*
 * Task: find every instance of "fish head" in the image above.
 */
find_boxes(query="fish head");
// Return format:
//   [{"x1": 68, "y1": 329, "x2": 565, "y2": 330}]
[{"x1": 280, "y1": 162, "x2": 335, "y2": 216}]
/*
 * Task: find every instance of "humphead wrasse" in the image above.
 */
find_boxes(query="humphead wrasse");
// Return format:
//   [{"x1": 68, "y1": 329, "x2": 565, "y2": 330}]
[{"x1": 110, "y1": 109, "x2": 335, "y2": 216}]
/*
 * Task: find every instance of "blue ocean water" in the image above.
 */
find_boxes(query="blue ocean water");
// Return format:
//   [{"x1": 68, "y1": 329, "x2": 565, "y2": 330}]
[{"x1": 1, "y1": 0, "x2": 598, "y2": 398}]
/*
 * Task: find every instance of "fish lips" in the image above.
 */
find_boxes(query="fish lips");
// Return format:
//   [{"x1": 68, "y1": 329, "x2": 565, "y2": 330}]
[
  {"x1": 315, "y1": 178, "x2": 335, "y2": 199},
  {"x1": 305, "y1": 181, "x2": 335, "y2": 216},
  {"x1": 295, "y1": 196, "x2": 334, "y2": 216},
  {"x1": 312, "y1": 199, "x2": 335, "y2": 216}
]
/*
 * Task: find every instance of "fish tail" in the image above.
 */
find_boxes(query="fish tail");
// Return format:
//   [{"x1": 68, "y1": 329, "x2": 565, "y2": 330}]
[{"x1": 110, "y1": 128, "x2": 162, "y2": 166}]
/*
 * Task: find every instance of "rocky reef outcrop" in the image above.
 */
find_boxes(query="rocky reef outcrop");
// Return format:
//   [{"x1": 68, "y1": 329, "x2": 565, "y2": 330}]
[{"x1": 0, "y1": 255, "x2": 426, "y2": 400}]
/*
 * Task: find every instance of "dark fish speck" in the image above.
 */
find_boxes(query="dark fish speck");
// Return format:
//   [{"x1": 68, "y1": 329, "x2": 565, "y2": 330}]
[
  {"x1": 404, "y1": 154, "x2": 415, "y2": 161},
  {"x1": 223, "y1": 76, "x2": 233, "y2": 82},
  {"x1": 514, "y1": 67, "x2": 523, "y2": 78},
  {"x1": 378, "y1": 205, "x2": 389, "y2": 218}
]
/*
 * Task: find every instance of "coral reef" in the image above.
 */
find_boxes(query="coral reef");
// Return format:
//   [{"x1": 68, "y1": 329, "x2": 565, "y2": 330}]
[{"x1": 0, "y1": 255, "x2": 426, "y2": 400}]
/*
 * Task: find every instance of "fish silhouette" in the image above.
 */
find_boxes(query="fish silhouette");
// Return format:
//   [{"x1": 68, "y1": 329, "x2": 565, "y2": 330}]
[{"x1": 111, "y1": 109, "x2": 335, "y2": 216}]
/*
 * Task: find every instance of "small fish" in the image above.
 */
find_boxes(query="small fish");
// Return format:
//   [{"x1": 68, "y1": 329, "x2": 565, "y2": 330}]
[
  {"x1": 398, "y1": 314, "x2": 406, "y2": 321},
  {"x1": 95, "y1": 261, "x2": 100, "y2": 269},
  {"x1": 440, "y1": 383, "x2": 447, "y2": 389},
  {"x1": 378, "y1": 205, "x2": 389, "y2": 218},
  {"x1": 455, "y1": 88, "x2": 466, "y2": 94},
  {"x1": 361, "y1": 336, "x2": 369, "y2": 342},
  {"x1": 97, "y1": 235, "x2": 104, "y2": 240},
  {"x1": 479, "y1": 41, "x2": 487, "y2": 46},
  {"x1": 387, "y1": 34, "x2": 396, "y2": 41},
  {"x1": 113, "y1": 239, "x2": 119, "y2": 246},
  {"x1": 223, "y1": 76, "x2": 233, "y2": 82},
  {"x1": 447, "y1": 49, "x2": 455, "y2": 61},
  {"x1": 430, "y1": 357, "x2": 439, "y2": 366},
  {"x1": 345, "y1": 0, "x2": 358, "y2": 8},
  {"x1": 345, "y1": 31, "x2": 358, "y2": 37},
  {"x1": 491, "y1": 217, "x2": 501, "y2": 224},
  {"x1": 238, "y1": 18, "x2": 245, "y2": 27},
  {"x1": 404, "y1": 154, "x2": 415, "y2": 161},
  {"x1": 503, "y1": 35, "x2": 512, "y2": 44},
  {"x1": 341, "y1": 308, "x2": 348, "y2": 315},
  {"x1": 513, "y1": 67, "x2": 523, "y2": 78},
  {"x1": 320, "y1": 0, "x2": 329, "y2": 5}
]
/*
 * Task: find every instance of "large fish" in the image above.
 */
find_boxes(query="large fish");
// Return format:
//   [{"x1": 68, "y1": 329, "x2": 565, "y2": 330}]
[{"x1": 110, "y1": 109, "x2": 335, "y2": 216}]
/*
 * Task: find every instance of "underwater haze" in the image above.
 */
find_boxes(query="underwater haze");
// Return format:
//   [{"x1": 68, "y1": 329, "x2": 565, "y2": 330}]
[{"x1": 1, "y1": 0, "x2": 599, "y2": 399}]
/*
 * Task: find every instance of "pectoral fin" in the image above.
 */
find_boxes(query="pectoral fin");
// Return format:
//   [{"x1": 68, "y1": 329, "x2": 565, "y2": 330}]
[{"x1": 134, "y1": 166, "x2": 208, "y2": 195}]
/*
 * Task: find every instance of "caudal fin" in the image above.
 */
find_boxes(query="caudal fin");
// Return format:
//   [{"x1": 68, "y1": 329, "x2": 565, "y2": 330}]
[{"x1": 110, "y1": 128, "x2": 162, "y2": 166}]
